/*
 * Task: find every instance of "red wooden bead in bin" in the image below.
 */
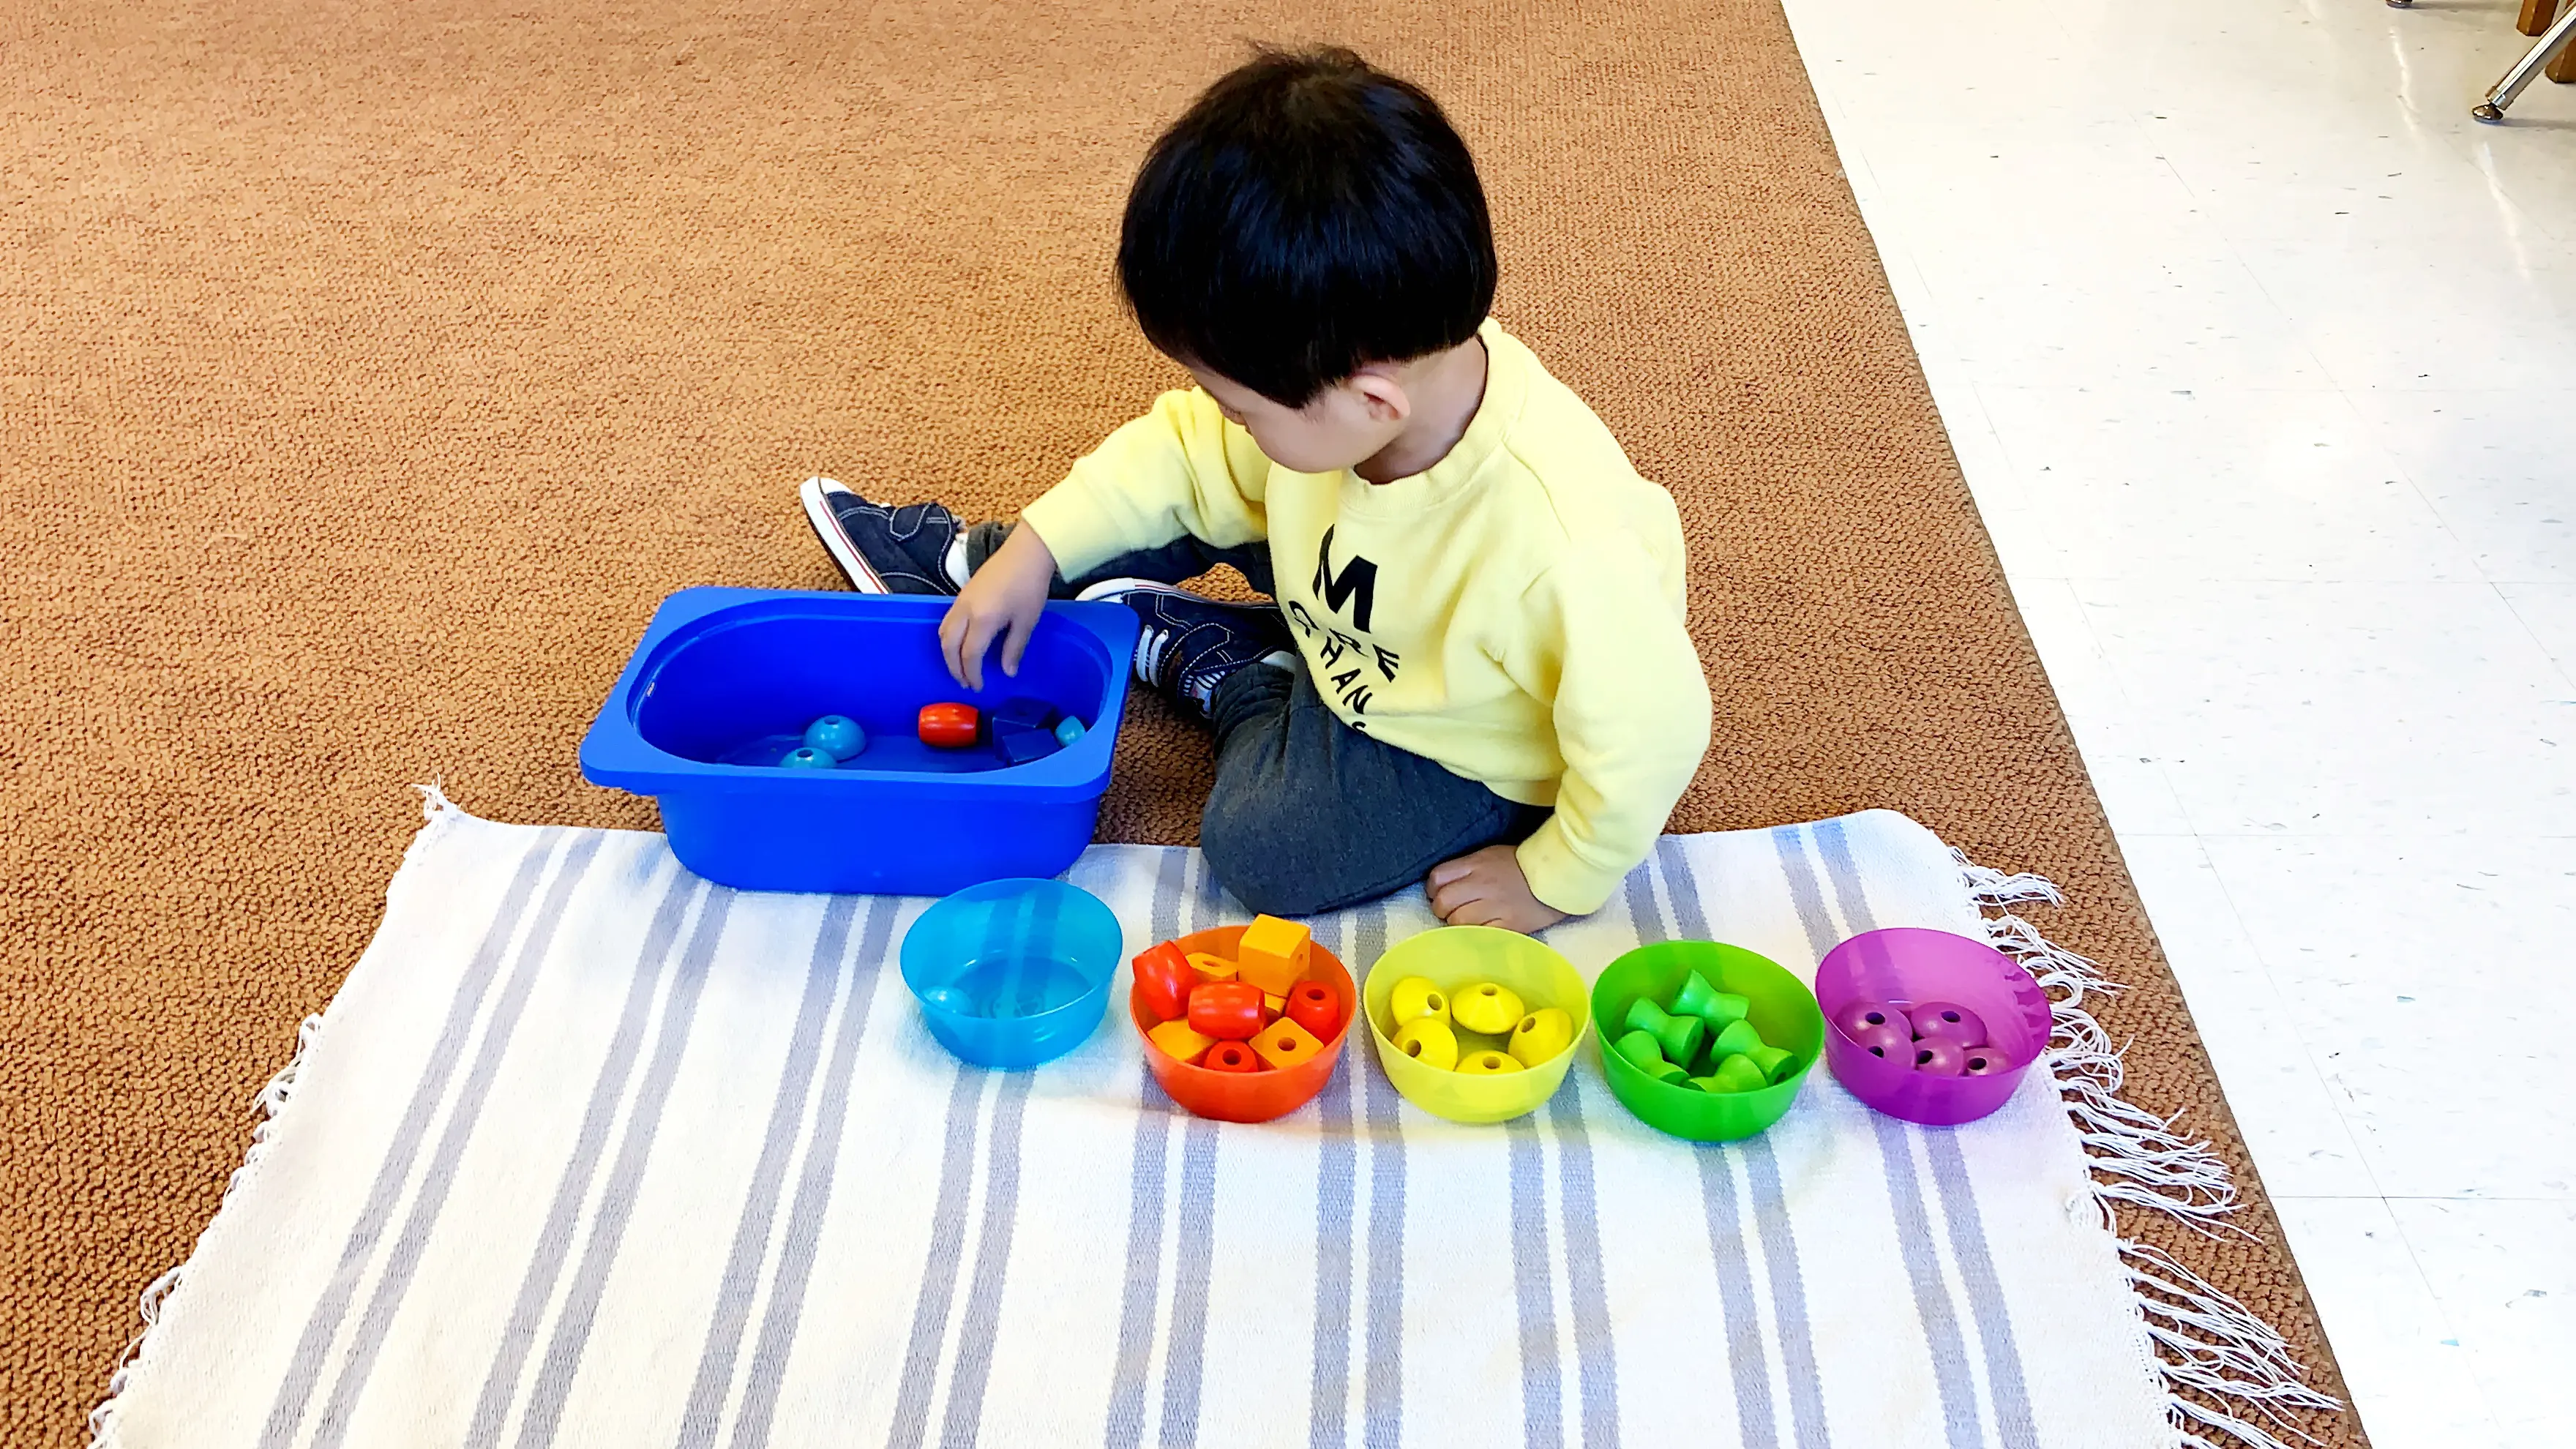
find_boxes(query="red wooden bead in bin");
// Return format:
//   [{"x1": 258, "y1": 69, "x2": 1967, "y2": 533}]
[
  {"x1": 1187, "y1": 981, "x2": 1266, "y2": 1041},
  {"x1": 1131, "y1": 942, "x2": 1194, "y2": 1022},
  {"x1": 916, "y1": 702, "x2": 981, "y2": 749},
  {"x1": 1284, "y1": 981, "x2": 1342, "y2": 1040},
  {"x1": 1130, "y1": 924, "x2": 1356, "y2": 1123},
  {"x1": 1202, "y1": 1041, "x2": 1261, "y2": 1073}
]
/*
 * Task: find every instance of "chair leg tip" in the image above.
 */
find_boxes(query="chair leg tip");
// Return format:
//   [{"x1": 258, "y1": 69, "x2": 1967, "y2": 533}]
[{"x1": 2473, "y1": 102, "x2": 2508, "y2": 122}]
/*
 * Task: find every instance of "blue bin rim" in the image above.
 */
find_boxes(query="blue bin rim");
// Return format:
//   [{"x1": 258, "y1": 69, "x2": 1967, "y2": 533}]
[
  {"x1": 898, "y1": 877, "x2": 1123, "y2": 1031},
  {"x1": 579, "y1": 586, "x2": 1139, "y2": 804}
]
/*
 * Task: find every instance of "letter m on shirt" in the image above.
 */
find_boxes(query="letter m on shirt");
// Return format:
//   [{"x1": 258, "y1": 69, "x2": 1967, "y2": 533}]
[{"x1": 1310, "y1": 525, "x2": 1378, "y2": 633}]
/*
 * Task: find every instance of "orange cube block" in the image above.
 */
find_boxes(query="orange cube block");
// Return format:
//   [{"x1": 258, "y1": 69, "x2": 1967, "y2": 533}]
[
  {"x1": 1249, "y1": 1017, "x2": 1325, "y2": 1071},
  {"x1": 1235, "y1": 914, "x2": 1311, "y2": 997},
  {"x1": 1186, "y1": 952, "x2": 1238, "y2": 984},
  {"x1": 1147, "y1": 1019, "x2": 1217, "y2": 1066}
]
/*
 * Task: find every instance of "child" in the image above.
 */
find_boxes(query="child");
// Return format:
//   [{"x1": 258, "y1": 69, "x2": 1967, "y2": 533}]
[{"x1": 801, "y1": 46, "x2": 1710, "y2": 932}]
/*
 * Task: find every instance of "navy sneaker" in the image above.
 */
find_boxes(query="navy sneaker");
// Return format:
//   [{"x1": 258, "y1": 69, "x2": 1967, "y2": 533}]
[
  {"x1": 1076, "y1": 580, "x2": 1295, "y2": 722},
  {"x1": 799, "y1": 476, "x2": 967, "y2": 595}
]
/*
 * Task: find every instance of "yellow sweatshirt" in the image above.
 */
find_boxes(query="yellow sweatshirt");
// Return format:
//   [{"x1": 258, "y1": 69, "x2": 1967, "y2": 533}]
[{"x1": 1019, "y1": 321, "x2": 1712, "y2": 916}]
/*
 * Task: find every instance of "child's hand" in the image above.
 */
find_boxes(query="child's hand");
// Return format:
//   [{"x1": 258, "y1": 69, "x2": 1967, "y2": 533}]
[
  {"x1": 938, "y1": 526, "x2": 1059, "y2": 690},
  {"x1": 1426, "y1": 845, "x2": 1568, "y2": 935}
]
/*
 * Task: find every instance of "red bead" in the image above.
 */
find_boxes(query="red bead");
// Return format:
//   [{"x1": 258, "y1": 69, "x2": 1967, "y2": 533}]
[
  {"x1": 1201, "y1": 1041, "x2": 1262, "y2": 1073},
  {"x1": 1186, "y1": 980, "x2": 1266, "y2": 1041},
  {"x1": 1131, "y1": 943, "x2": 1194, "y2": 1022},
  {"x1": 1284, "y1": 981, "x2": 1342, "y2": 1040},
  {"x1": 917, "y1": 703, "x2": 980, "y2": 749}
]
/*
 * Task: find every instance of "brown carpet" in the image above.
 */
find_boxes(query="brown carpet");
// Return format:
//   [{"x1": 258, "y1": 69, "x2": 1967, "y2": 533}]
[{"x1": 0, "y1": 2, "x2": 2363, "y2": 1445}]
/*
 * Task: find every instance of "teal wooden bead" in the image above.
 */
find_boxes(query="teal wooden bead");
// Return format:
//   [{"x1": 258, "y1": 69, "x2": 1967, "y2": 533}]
[
  {"x1": 802, "y1": 714, "x2": 867, "y2": 760},
  {"x1": 1670, "y1": 970, "x2": 1751, "y2": 1027},
  {"x1": 1710, "y1": 1018, "x2": 1766, "y2": 1060},
  {"x1": 1053, "y1": 716, "x2": 1086, "y2": 747},
  {"x1": 1614, "y1": 1029, "x2": 1689, "y2": 1085},
  {"x1": 1622, "y1": 998, "x2": 1707, "y2": 1068},
  {"x1": 779, "y1": 746, "x2": 839, "y2": 770}
]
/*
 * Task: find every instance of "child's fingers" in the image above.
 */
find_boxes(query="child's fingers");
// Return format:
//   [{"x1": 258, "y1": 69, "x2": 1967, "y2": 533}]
[
  {"x1": 998, "y1": 610, "x2": 1033, "y2": 678},
  {"x1": 937, "y1": 603, "x2": 975, "y2": 688},
  {"x1": 1428, "y1": 871, "x2": 1491, "y2": 920}
]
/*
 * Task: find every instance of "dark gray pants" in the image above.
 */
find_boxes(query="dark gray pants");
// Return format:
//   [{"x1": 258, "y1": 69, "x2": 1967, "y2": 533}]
[{"x1": 969, "y1": 523, "x2": 1550, "y2": 916}]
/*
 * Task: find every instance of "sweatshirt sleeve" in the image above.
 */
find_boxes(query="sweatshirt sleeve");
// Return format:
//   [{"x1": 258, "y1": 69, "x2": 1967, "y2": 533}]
[
  {"x1": 1499, "y1": 541, "x2": 1713, "y2": 916},
  {"x1": 1015, "y1": 388, "x2": 1276, "y2": 579}
]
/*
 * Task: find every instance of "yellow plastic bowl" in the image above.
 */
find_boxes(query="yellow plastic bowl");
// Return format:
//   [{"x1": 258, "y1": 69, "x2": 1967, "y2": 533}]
[{"x1": 1363, "y1": 926, "x2": 1590, "y2": 1123}]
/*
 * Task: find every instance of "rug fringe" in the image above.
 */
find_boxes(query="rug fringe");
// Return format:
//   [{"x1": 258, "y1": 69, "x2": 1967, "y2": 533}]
[
  {"x1": 88, "y1": 1012, "x2": 329, "y2": 1447},
  {"x1": 1954, "y1": 848, "x2": 2342, "y2": 1449}
]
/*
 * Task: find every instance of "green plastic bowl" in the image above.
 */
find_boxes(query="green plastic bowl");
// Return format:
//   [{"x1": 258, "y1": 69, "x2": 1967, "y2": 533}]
[{"x1": 1589, "y1": 941, "x2": 1824, "y2": 1141}]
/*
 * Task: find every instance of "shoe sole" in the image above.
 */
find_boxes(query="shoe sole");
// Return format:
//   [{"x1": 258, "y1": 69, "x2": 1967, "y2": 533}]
[
  {"x1": 1073, "y1": 577, "x2": 1276, "y2": 613},
  {"x1": 799, "y1": 476, "x2": 891, "y2": 594}
]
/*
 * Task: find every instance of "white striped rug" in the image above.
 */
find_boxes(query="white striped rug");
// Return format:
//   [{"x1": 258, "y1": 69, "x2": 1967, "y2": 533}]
[{"x1": 91, "y1": 794, "x2": 2327, "y2": 1449}]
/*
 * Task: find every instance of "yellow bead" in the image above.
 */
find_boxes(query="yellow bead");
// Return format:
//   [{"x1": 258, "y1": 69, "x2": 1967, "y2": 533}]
[
  {"x1": 1251, "y1": 1017, "x2": 1325, "y2": 1071},
  {"x1": 1146, "y1": 1019, "x2": 1216, "y2": 1066},
  {"x1": 1455, "y1": 1049, "x2": 1523, "y2": 1075},
  {"x1": 1263, "y1": 992, "x2": 1285, "y2": 1014},
  {"x1": 1508, "y1": 1007, "x2": 1576, "y2": 1067},
  {"x1": 1388, "y1": 976, "x2": 1448, "y2": 1026},
  {"x1": 1390, "y1": 1015, "x2": 1459, "y2": 1071},
  {"x1": 1235, "y1": 914, "x2": 1311, "y2": 996},
  {"x1": 1186, "y1": 952, "x2": 1238, "y2": 984},
  {"x1": 1449, "y1": 981, "x2": 1525, "y2": 1036}
]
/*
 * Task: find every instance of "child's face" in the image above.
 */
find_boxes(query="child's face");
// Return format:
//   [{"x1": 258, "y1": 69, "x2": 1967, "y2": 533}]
[{"x1": 1187, "y1": 366, "x2": 1409, "y2": 475}]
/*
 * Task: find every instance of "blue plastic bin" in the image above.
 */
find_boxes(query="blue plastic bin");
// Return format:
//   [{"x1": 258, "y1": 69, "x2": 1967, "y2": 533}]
[
  {"x1": 580, "y1": 588, "x2": 1139, "y2": 895},
  {"x1": 900, "y1": 877, "x2": 1123, "y2": 1068}
]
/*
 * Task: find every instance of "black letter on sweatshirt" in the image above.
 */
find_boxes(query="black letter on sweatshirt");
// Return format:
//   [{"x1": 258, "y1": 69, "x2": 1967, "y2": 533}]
[{"x1": 1311, "y1": 525, "x2": 1378, "y2": 634}]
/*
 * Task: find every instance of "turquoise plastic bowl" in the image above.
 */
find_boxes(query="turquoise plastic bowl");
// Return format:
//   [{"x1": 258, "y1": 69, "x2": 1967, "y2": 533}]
[{"x1": 899, "y1": 878, "x2": 1120, "y2": 1068}]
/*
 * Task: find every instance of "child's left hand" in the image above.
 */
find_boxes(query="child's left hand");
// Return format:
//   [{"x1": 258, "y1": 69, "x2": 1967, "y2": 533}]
[{"x1": 1426, "y1": 845, "x2": 1568, "y2": 935}]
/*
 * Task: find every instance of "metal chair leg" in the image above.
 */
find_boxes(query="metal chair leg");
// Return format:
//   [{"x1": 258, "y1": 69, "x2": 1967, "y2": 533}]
[{"x1": 2476, "y1": 0, "x2": 2576, "y2": 121}]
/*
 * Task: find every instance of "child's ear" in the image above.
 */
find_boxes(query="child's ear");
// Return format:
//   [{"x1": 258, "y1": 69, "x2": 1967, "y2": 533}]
[{"x1": 1349, "y1": 370, "x2": 1411, "y2": 424}]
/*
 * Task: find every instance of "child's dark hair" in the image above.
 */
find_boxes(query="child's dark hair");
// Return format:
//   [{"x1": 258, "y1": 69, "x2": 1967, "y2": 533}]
[{"x1": 1117, "y1": 47, "x2": 1497, "y2": 407}]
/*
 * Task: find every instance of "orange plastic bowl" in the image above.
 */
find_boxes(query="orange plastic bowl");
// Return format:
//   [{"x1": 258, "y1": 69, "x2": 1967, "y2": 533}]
[{"x1": 1130, "y1": 924, "x2": 1357, "y2": 1123}]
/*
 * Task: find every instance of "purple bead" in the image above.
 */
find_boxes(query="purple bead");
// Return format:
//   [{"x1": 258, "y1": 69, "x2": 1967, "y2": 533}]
[
  {"x1": 1961, "y1": 1046, "x2": 2015, "y2": 1077},
  {"x1": 1909, "y1": 1037, "x2": 1969, "y2": 1076},
  {"x1": 1849, "y1": 1021, "x2": 1914, "y2": 1062},
  {"x1": 1908, "y1": 1000, "x2": 1987, "y2": 1046},
  {"x1": 1834, "y1": 999, "x2": 1909, "y2": 1041}
]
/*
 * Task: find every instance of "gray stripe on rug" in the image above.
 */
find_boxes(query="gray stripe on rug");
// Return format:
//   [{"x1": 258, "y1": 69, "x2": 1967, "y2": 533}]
[
  {"x1": 1505, "y1": 1112, "x2": 1564, "y2": 1449},
  {"x1": 1154, "y1": 855, "x2": 1228, "y2": 1447},
  {"x1": 1813, "y1": 816, "x2": 2039, "y2": 1449},
  {"x1": 886, "y1": 893, "x2": 1027, "y2": 1449},
  {"x1": 514, "y1": 883, "x2": 738, "y2": 1449},
  {"x1": 258, "y1": 828, "x2": 564, "y2": 1449},
  {"x1": 1101, "y1": 847, "x2": 1188, "y2": 1449},
  {"x1": 672, "y1": 894, "x2": 865, "y2": 1447},
  {"x1": 884, "y1": 1063, "x2": 989, "y2": 1449},
  {"x1": 1658, "y1": 836, "x2": 1833, "y2": 1449},
  {"x1": 1547, "y1": 1066, "x2": 1617, "y2": 1448},
  {"x1": 307, "y1": 831, "x2": 608, "y2": 1449},
  {"x1": 936, "y1": 883, "x2": 1057, "y2": 1449},
  {"x1": 729, "y1": 895, "x2": 902, "y2": 1449},
  {"x1": 1626, "y1": 855, "x2": 1778, "y2": 1446},
  {"x1": 1306, "y1": 913, "x2": 1356, "y2": 1449},
  {"x1": 466, "y1": 864, "x2": 703, "y2": 1449},
  {"x1": 1354, "y1": 899, "x2": 1401, "y2": 1449},
  {"x1": 1777, "y1": 825, "x2": 1981, "y2": 1448}
]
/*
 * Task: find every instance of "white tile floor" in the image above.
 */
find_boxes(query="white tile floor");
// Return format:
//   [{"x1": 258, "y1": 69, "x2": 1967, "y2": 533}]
[{"x1": 1765, "y1": 0, "x2": 2576, "y2": 1444}]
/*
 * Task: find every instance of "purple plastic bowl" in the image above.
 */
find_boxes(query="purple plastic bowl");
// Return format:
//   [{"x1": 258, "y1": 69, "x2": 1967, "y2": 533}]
[{"x1": 1816, "y1": 927, "x2": 2051, "y2": 1126}]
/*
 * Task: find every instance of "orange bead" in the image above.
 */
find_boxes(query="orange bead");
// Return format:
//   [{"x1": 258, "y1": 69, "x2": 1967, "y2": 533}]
[
  {"x1": 1146, "y1": 1019, "x2": 1216, "y2": 1066},
  {"x1": 1250, "y1": 1017, "x2": 1325, "y2": 1071},
  {"x1": 1235, "y1": 914, "x2": 1311, "y2": 997}
]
